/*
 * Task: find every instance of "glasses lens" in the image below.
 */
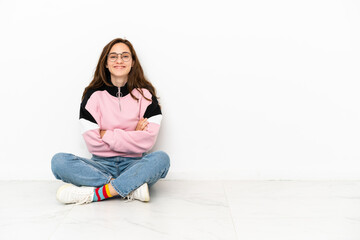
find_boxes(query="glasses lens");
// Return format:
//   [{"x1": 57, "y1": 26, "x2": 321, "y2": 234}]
[
  {"x1": 108, "y1": 53, "x2": 118, "y2": 62},
  {"x1": 122, "y1": 53, "x2": 131, "y2": 62}
]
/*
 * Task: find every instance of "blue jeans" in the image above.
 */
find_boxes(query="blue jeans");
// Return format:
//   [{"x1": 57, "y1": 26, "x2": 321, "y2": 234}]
[{"x1": 51, "y1": 151, "x2": 170, "y2": 197}]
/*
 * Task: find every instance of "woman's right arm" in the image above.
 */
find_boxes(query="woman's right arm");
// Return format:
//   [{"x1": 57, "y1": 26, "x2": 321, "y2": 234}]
[{"x1": 79, "y1": 91, "x2": 113, "y2": 155}]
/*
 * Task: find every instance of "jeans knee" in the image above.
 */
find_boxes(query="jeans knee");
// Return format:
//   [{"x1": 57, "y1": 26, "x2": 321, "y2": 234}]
[
  {"x1": 155, "y1": 151, "x2": 170, "y2": 169},
  {"x1": 51, "y1": 152, "x2": 69, "y2": 177}
]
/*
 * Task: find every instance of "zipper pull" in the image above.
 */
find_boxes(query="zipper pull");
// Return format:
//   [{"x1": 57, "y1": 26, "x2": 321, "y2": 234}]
[{"x1": 117, "y1": 87, "x2": 123, "y2": 111}]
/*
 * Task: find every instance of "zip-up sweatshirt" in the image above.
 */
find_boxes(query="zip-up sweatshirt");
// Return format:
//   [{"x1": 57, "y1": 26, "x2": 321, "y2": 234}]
[{"x1": 79, "y1": 82, "x2": 162, "y2": 158}]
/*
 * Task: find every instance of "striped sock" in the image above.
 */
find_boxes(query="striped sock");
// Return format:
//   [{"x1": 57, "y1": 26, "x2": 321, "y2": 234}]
[{"x1": 93, "y1": 183, "x2": 113, "y2": 202}]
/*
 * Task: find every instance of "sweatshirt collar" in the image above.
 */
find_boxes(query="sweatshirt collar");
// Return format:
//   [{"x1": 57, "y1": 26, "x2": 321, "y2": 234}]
[{"x1": 103, "y1": 82, "x2": 130, "y2": 97}]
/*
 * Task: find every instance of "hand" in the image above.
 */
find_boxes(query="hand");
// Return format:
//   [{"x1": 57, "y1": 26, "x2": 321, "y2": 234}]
[
  {"x1": 135, "y1": 118, "x2": 149, "y2": 131},
  {"x1": 100, "y1": 130, "x2": 106, "y2": 138}
]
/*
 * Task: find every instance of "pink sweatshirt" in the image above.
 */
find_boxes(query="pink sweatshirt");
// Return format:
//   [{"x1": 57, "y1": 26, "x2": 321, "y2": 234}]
[{"x1": 79, "y1": 83, "x2": 162, "y2": 158}]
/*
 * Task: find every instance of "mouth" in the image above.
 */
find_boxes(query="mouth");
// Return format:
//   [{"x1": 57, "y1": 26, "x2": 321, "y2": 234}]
[{"x1": 114, "y1": 66, "x2": 126, "y2": 69}]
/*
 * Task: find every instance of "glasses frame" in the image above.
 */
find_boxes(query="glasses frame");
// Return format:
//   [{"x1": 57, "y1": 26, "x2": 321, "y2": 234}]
[{"x1": 107, "y1": 52, "x2": 132, "y2": 62}]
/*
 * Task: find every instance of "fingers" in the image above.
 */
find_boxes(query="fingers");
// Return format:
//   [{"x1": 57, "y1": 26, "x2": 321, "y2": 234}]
[
  {"x1": 140, "y1": 118, "x2": 149, "y2": 130},
  {"x1": 100, "y1": 130, "x2": 106, "y2": 138},
  {"x1": 136, "y1": 118, "x2": 149, "y2": 131}
]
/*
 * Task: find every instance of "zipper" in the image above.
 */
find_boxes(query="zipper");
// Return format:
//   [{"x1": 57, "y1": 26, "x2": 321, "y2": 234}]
[{"x1": 116, "y1": 87, "x2": 123, "y2": 111}]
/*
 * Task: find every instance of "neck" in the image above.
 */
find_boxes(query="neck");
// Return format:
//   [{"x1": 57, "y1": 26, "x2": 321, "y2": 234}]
[{"x1": 111, "y1": 76, "x2": 127, "y2": 87}]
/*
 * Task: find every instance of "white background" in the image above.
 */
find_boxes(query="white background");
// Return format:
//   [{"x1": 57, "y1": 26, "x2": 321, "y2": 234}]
[{"x1": 0, "y1": 0, "x2": 359, "y2": 180}]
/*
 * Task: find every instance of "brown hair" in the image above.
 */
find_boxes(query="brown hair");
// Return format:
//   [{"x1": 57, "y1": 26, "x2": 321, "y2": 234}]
[{"x1": 82, "y1": 38, "x2": 157, "y2": 101}]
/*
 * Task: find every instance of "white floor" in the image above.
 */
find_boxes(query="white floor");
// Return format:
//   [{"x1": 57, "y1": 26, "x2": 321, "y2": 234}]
[{"x1": 1, "y1": 180, "x2": 360, "y2": 240}]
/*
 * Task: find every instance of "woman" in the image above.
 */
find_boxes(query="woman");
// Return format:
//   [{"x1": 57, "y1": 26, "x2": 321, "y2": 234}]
[{"x1": 51, "y1": 38, "x2": 170, "y2": 205}]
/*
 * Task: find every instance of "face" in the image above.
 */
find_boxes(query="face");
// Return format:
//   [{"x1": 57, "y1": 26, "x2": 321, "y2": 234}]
[{"x1": 106, "y1": 43, "x2": 134, "y2": 81}]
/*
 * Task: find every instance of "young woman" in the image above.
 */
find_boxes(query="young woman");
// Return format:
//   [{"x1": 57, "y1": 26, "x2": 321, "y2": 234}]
[{"x1": 51, "y1": 38, "x2": 170, "y2": 204}]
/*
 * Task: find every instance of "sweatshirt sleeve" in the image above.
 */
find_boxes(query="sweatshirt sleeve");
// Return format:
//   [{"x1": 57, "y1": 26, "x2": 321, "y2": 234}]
[
  {"x1": 102, "y1": 89, "x2": 162, "y2": 154},
  {"x1": 79, "y1": 90, "x2": 113, "y2": 154}
]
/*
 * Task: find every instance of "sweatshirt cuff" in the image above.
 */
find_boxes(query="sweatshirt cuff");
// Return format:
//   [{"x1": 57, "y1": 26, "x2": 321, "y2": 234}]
[{"x1": 102, "y1": 130, "x2": 115, "y2": 148}]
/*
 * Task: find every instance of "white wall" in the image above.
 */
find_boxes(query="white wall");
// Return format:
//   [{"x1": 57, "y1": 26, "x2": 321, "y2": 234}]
[{"x1": 1, "y1": 0, "x2": 359, "y2": 180}]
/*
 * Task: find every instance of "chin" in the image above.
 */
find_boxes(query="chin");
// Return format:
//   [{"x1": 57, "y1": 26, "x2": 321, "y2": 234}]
[{"x1": 111, "y1": 74, "x2": 129, "y2": 79}]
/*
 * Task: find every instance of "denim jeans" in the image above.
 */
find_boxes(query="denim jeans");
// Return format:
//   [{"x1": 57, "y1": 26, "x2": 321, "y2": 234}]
[{"x1": 51, "y1": 151, "x2": 170, "y2": 197}]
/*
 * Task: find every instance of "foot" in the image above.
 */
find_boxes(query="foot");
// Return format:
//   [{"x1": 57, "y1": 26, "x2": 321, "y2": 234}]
[
  {"x1": 56, "y1": 184, "x2": 94, "y2": 205},
  {"x1": 126, "y1": 183, "x2": 150, "y2": 202}
]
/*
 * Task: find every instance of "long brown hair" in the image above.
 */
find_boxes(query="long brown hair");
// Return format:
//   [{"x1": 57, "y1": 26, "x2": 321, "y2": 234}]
[{"x1": 82, "y1": 38, "x2": 157, "y2": 101}]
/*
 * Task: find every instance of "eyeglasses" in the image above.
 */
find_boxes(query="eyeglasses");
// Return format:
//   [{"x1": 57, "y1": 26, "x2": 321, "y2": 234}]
[{"x1": 107, "y1": 52, "x2": 132, "y2": 62}]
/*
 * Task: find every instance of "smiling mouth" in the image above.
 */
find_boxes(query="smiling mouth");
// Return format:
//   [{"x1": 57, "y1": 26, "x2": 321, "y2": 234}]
[{"x1": 114, "y1": 66, "x2": 125, "y2": 69}]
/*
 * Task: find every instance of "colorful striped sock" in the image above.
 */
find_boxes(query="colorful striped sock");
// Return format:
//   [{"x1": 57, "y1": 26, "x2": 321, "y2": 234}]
[{"x1": 93, "y1": 183, "x2": 113, "y2": 202}]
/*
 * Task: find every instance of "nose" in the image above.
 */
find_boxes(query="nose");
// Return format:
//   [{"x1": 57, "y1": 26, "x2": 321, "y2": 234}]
[{"x1": 116, "y1": 55, "x2": 124, "y2": 63}]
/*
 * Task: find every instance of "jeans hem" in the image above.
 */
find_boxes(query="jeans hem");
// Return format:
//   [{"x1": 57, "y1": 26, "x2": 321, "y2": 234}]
[{"x1": 110, "y1": 180, "x2": 126, "y2": 198}]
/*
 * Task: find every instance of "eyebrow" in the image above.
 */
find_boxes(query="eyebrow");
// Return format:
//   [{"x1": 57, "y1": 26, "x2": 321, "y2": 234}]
[{"x1": 109, "y1": 51, "x2": 130, "y2": 54}]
